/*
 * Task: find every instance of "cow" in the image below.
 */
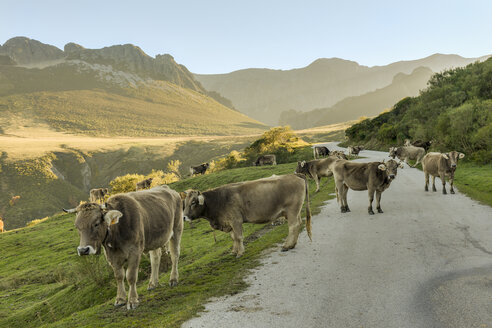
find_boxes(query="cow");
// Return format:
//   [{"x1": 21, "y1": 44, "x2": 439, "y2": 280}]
[
  {"x1": 330, "y1": 150, "x2": 348, "y2": 160},
  {"x1": 0, "y1": 218, "x2": 4, "y2": 233},
  {"x1": 181, "y1": 174, "x2": 312, "y2": 257},
  {"x1": 190, "y1": 163, "x2": 210, "y2": 176},
  {"x1": 332, "y1": 159, "x2": 404, "y2": 215},
  {"x1": 295, "y1": 156, "x2": 340, "y2": 192},
  {"x1": 389, "y1": 146, "x2": 426, "y2": 167},
  {"x1": 405, "y1": 139, "x2": 432, "y2": 151},
  {"x1": 89, "y1": 188, "x2": 109, "y2": 203},
  {"x1": 422, "y1": 151, "x2": 465, "y2": 194},
  {"x1": 136, "y1": 178, "x2": 153, "y2": 191},
  {"x1": 253, "y1": 154, "x2": 277, "y2": 166},
  {"x1": 63, "y1": 185, "x2": 183, "y2": 310},
  {"x1": 348, "y1": 145, "x2": 364, "y2": 156},
  {"x1": 313, "y1": 146, "x2": 330, "y2": 159}
]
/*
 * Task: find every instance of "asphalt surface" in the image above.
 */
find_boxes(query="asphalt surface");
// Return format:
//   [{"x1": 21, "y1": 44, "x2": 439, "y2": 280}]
[{"x1": 183, "y1": 143, "x2": 492, "y2": 328}]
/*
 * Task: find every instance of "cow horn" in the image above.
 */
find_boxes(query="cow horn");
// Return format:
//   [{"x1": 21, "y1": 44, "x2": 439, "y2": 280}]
[
  {"x1": 100, "y1": 203, "x2": 107, "y2": 210},
  {"x1": 63, "y1": 208, "x2": 77, "y2": 213}
]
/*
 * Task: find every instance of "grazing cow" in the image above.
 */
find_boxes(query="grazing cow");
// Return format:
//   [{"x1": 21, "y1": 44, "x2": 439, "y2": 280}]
[
  {"x1": 63, "y1": 185, "x2": 183, "y2": 309},
  {"x1": 253, "y1": 154, "x2": 277, "y2": 166},
  {"x1": 332, "y1": 159, "x2": 404, "y2": 214},
  {"x1": 190, "y1": 163, "x2": 210, "y2": 176},
  {"x1": 389, "y1": 146, "x2": 426, "y2": 167},
  {"x1": 404, "y1": 139, "x2": 432, "y2": 151},
  {"x1": 136, "y1": 178, "x2": 153, "y2": 191},
  {"x1": 89, "y1": 188, "x2": 109, "y2": 203},
  {"x1": 295, "y1": 156, "x2": 340, "y2": 192},
  {"x1": 348, "y1": 146, "x2": 364, "y2": 156},
  {"x1": 422, "y1": 151, "x2": 465, "y2": 194},
  {"x1": 330, "y1": 150, "x2": 348, "y2": 160},
  {"x1": 182, "y1": 174, "x2": 312, "y2": 257},
  {"x1": 0, "y1": 218, "x2": 4, "y2": 233},
  {"x1": 313, "y1": 146, "x2": 330, "y2": 159}
]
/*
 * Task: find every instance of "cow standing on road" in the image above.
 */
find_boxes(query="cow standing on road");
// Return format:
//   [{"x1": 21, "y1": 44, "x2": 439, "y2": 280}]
[
  {"x1": 190, "y1": 163, "x2": 210, "y2": 176},
  {"x1": 313, "y1": 146, "x2": 330, "y2": 159},
  {"x1": 332, "y1": 159, "x2": 404, "y2": 215},
  {"x1": 295, "y1": 156, "x2": 340, "y2": 192},
  {"x1": 422, "y1": 151, "x2": 465, "y2": 194},
  {"x1": 64, "y1": 185, "x2": 183, "y2": 310},
  {"x1": 389, "y1": 146, "x2": 426, "y2": 167},
  {"x1": 348, "y1": 146, "x2": 364, "y2": 156},
  {"x1": 89, "y1": 188, "x2": 109, "y2": 203},
  {"x1": 181, "y1": 174, "x2": 312, "y2": 257}
]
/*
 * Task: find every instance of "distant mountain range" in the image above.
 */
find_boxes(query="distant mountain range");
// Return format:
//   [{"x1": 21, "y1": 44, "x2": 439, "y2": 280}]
[
  {"x1": 0, "y1": 37, "x2": 263, "y2": 136},
  {"x1": 195, "y1": 54, "x2": 491, "y2": 125}
]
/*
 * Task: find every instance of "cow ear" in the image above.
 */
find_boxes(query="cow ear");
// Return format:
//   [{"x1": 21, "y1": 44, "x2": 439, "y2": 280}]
[
  {"x1": 459, "y1": 153, "x2": 465, "y2": 159},
  {"x1": 399, "y1": 162, "x2": 405, "y2": 169},
  {"x1": 442, "y1": 153, "x2": 449, "y2": 160},
  {"x1": 104, "y1": 210, "x2": 123, "y2": 226},
  {"x1": 378, "y1": 164, "x2": 386, "y2": 171},
  {"x1": 198, "y1": 194, "x2": 205, "y2": 205},
  {"x1": 179, "y1": 191, "x2": 187, "y2": 200}
]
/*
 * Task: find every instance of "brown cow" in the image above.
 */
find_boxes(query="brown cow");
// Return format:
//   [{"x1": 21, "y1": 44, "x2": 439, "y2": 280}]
[
  {"x1": 389, "y1": 146, "x2": 426, "y2": 167},
  {"x1": 332, "y1": 159, "x2": 403, "y2": 214},
  {"x1": 89, "y1": 188, "x2": 109, "y2": 203},
  {"x1": 64, "y1": 185, "x2": 183, "y2": 310},
  {"x1": 330, "y1": 150, "x2": 348, "y2": 160},
  {"x1": 422, "y1": 151, "x2": 465, "y2": 194},
  {"x1": 182, "y1": 174, "x2": 311, "y2": 257},
  {"x1": 136, "y1": 178, "x2": 153, "y2": 191},
  {"x1": 190, "y1": 163, "x2": 210, "y2": 176},
  {"x1": 348, "y1": 146, "x2": 364, "y2": 156},
  {"x1": 313, "y1": 146, "x2": 330, "y2": 159},
  {"x1": 253, "y1": 154, "x2": 277, "y2": 166},
  {"x1": 295, "y1": 156, "x2": 340, "y2": 192}
]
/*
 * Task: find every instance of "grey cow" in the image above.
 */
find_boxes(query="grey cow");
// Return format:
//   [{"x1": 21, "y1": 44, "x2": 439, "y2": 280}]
[
  {"x1": 422, "y1": 151, "x2": 465, "y2": 194},
  {"x1": 389, "y1": 146, "x2": 426, "y2": 167},
  {"x1": 64, "y1": 185, "x2": 183, "y2": 310}
]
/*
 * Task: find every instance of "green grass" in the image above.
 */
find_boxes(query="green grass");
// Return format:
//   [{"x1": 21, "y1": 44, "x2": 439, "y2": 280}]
[
  {"x1": 0, "y1": 158, "x2": 335, "y2": 328},
  {"x1": 454, "y1": 162, "x2": 492, "y2": 207}
]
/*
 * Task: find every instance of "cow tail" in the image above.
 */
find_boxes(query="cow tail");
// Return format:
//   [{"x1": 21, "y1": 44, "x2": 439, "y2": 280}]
[{"x1": 303, "y1": 174, "x2": 312, "y2": 241}]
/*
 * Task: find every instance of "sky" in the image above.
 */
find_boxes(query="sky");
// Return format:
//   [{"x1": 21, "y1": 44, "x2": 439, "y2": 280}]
[{"x1": 1, "y1": 0, "x2": 491, "y2": 74}]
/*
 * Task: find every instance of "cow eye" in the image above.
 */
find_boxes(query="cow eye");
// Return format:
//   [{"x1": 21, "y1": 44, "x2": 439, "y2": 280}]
[{"x1": 94, "y1": 222, "x2": 100, "y2": 228}]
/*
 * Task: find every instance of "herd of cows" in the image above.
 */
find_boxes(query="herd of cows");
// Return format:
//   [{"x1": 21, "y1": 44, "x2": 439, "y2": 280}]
[{"x1": 60, "y1": 141, "x2": 465, "y2": 310}]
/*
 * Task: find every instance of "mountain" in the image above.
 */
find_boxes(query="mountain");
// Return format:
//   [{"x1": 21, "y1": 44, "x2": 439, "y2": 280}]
[
  {"x1": 0, "y1": 37, "x2": 264, "y2": 136},
  {"x1": 195, "y1": 54, "x2": 491, "y2": 124},
  {"x1": 279, "y1": 66, "x2": 434, "y2": 129}
]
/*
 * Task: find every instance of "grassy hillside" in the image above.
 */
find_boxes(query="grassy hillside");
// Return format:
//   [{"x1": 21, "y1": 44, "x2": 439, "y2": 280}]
[
  {"x1": 0, "y1": 153, "x2": 336, "y2": 328},
  {"x1": 279, "y1": 67, "x2": 434, "y2": 129},
  {"x1": 195, "y1": 54, "x2": 489, "y2": 124}
]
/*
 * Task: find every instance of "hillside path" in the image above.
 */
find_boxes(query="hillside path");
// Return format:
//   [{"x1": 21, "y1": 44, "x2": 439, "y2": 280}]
[{"x1": 182, "y1": 143, "x2": 492, "y2": 328}]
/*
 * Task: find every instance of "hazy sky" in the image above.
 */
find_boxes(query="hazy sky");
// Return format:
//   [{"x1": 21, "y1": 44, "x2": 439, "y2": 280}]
[{"x1": 1, "y1": 0, "x2": 491, "y2": 74}]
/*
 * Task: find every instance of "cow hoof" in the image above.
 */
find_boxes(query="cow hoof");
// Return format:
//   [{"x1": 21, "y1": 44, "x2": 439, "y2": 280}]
[
  {"x1": 425, "y1": 187, "x2": 428, "y2": 192},
  {"x1": 442, "y1": 190, "x2": 447, "y2": 195},
  {"x1": 114, "y1": 300, "x2": 126, "y2": 308},
  {"x1": 147, "y1": 283, "x2": 159, "y2": 291},
  {"x1": 345, "y1": 207, "x2": 351, "y2": 212},
  {"x1": 169, "y1": 279, "x2": 178, "y2": 287},
  {"x1": 368, "y1": 210, "x2": 375, "y2": 215},
  {"x1": 127, "y1": 301, "x2": 139, "y2": 310},
  {"x1": 377, "y1": 208, "x2": 383, "y2": 213},
  {"x1": 236, "y1": 253, "x2": 244, "y2": 258},
  {"x1": 450, "y1": 190, "x2": 455, "y2": 194},
  {"x1": 341, "y1": 207, "x2": 347, "y2": 213}
]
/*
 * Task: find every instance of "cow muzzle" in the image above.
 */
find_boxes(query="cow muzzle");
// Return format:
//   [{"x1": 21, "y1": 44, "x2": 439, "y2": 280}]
[
  {"x1": 77, "y1": 245, "x2": 96, "y2": 256},
  {"x1": 183, "y1": 216, "x2": 191, "y2": 222},
  {"x1": 389, "y1": 174, "x2": 395, "y2": 179},
  {"x1": 451, "y1": 164, "x2": 457, "y2": 168}
]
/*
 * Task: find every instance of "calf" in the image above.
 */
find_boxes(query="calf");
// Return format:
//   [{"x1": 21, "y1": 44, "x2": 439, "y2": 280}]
[
  {"x1": 89, "y1": 188, "x2": 109, "y2": 203},
  {"x1": 422, "y1": 151, "x2": 465, "y2": 194},
  {"x1": 332, "y1": 159, "x2": 403, "y2": 214},
  {"x1": 313, "y1": 146, "x2": 330, "y2": 159},
  {"x1": 348, "y1": 145, "x2": 364, "y2": 156},
  {"x1": 389, "y1": 146, "x2": 425, "y2": 167},
  {"x1": 136, "y1": 178, "x2": 153, "y2": 191},
  {"x1": 190, "y1": 163, "x2": 210, "y2": 176},
  {"x1": 253, "y1": 154, "x2": 277, "y2": 166},
  {"x1": 64, "y1": 185, "x2": 183, "y2": 309},
  {"x1": 295, "y1": 156, "x2": 340, "y2": 192},
  {"x1": 182, "y1": 174, "x2": 311, "y2": 257}
]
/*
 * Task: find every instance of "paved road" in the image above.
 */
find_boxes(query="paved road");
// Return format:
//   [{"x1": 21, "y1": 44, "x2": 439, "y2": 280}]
[{"x1": 183, "y1": 144, "x2": 492, "y2": 328}]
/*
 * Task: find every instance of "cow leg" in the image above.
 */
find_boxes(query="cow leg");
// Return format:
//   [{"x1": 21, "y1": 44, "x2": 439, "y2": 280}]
[
  {"x1": 368, "y1": 189, "x2": 375, "y2": 215},
  {"x1": 126, "y1": 253, "x2": 141, "y2": 310},
  {"x1": 147, "y1": 248, "x2": 162, "y2": 290},
  {"x1": 314, "y1": 174, "x2": 320, "y2": 192},
  {"x1": 168, "y1": 235, "x2": 181, "y2": 287},
  {"x1": 432, "y1": 176, "x2": 437, "y2": 192},
  {"x1": 376, "y1": 190, "x2": 384, "y2": 213},
  {"x1": 282, "y1": 213, "x2": 301, "y2": 251},
  {"x1": 440, "y1": 173, "x2": 447, "y2": 194},
  {"x1": 450, "y1": 176, "x2": 455, "y2": 194},
  {"x1": 230, "y1": 231, "x2": 238, "y2": 255},
  {"x1": 425, "y1": 172, "x2": 429, "y2": 191},
  {"x1": 336, "y1": 180, "x2": 346, "y2": 212},
  {"x1": 231, "y1": 222, "x2": 244, "y2": 258},
  {"x1": 342, "y1": 184, "x2": 350, "y2": 212},
  {"x1": 113, "y1": 265, "x2": 127, "y2": 307}
]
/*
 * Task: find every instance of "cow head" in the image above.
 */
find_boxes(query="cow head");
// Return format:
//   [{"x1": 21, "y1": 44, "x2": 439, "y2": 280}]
[
  {"x1": 379, "y1": 159, "x2": 402, "y2": 180},
  {"x1": 388, "y1": 147, "x2": 397, "y2": 159},
  {"x1": 295, "y1": 161, "x2": 309, "y2": 175},
  {"x1": 103, "y1": 188, "x2": 109, "y2": 195},
  {"x1": 442, "y1": 151, "x2": 465, "y2": 169},
  {"x1": 64, "y1": 203, "x2": 122, "y2": 256},
  {"x1": 182, "y1": 190, "x2": 205, "y2": 221}
]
